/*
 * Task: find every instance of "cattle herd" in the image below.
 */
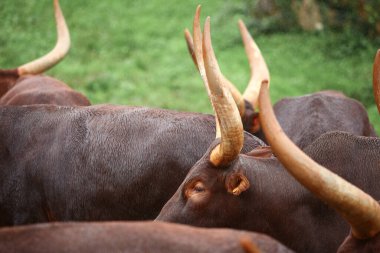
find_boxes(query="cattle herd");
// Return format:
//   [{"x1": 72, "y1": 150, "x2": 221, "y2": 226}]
[{"x1": 0, "y1": 1, "x2": 379, "y2": 253}]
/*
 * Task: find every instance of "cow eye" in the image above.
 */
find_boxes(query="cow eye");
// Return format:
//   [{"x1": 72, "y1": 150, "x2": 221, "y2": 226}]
[
  {"x1": 184, "y1": 181, "x2": 207, "y2": 199},
  {"x1": 193, "y1": 182, "x2": 205, "y2": 193}
]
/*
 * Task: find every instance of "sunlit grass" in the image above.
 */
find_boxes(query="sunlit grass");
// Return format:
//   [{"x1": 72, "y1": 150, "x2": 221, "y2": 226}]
[{"x1": 0, "y1": 0, "x2": 378, "y2": 133}]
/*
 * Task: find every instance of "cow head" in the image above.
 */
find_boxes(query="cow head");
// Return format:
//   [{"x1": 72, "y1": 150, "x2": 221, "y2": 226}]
[
  {"x1": 0, "y1": 0, "x2": 70, "y2": 97},
  {"x1": 184, "y1": 6, "x2": 269, "y2": 134},
  {"x1": 157, "y1": 13, "x2": 273, "y2": 228},
  {"x1": 157, "y1": 9, "x2": 380, "y2": 252}
]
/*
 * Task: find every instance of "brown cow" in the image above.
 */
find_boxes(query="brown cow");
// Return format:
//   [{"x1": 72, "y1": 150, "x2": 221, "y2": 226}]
[
  {"x1": 258, "y1": 60, "x2": 380, "y2": 252},
  {"x1": 0, "y1": 221, "x2": 294, "y2": 253},
  {"x1": 156, "y1": 17, "x2": 380, "y2": 253},
  {"x1": 0, "y1": 0, "x2": 90, "y2": 106},
  {"x1": 186, "y1": 6, "x2": 376, "y2": 144},
  {"x1": 335, "y1": 51, "x2": 380, "y2": 253},
  {"x1": 0, "y1": 104, "x2": 264, "y2": 226}
]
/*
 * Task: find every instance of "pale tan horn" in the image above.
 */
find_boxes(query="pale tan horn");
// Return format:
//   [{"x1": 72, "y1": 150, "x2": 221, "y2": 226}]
[
  {"x1": 259, "y1": 81, "x2": 380, "y2": 239},
  {"x1": 187, "y1": 6, "x2": 245, "y2": 117},
  {"x1": 184, "y1": 29, "x2": 198, "y2": 70},
  {"x1": 18, "y1": 0, "x2": 70, "y2": 75},
  {"x1": 190, "y1": 5, "x2": 222, "y2": 137},
  {"x1": 373, "y1": 50, "x2": 380, "y2": 114},
  {"x1": 240, "y1": 20, "x2": 270, "y2": 109},
  {"x1": 203, "y1": 17, "x2": 244, "y2": 166}
]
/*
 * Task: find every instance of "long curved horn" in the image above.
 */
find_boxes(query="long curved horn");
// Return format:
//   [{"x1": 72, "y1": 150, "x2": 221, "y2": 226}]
[
  {"x1": 187, "y1": 6, "x2": 245, "y2": 117},
  {"x1": 373, "y1": 50, "x2": 380, "y2": 114},
  {"x1": 240, "y1": 20, "x2": 270, "y2": 109},
  {"x1": 190, "y1": 5, "x2": 219, "y2": 128},
  {"x1": 17, "y1": 0, "x2": 70, "y2": 75},
  {"x1": 192, "y1": 6, "x2": 209, "y2": 95},
  {"x1": 259, "y1": 81, "x2": 380, "y2": 239},
  {"x1": 184, "y1": 29, "x2": 198, "y2": 70},
  {"x1": 203, "y1": 17, "x2": 244, "y2": 166}
]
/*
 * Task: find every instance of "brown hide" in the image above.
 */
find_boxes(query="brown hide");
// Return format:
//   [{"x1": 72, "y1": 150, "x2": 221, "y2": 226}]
[
  {"x1": 0, "y1": 221, "x2": 294, "y2": 253},
  {"x1": 0, "y1": 75, "x2": 90, "y2": 106},
  {"x1": 156, "y1": 131, "x2": 380, "y2": 253},
  {"x1": 0, "y1": 105, "x2": 264, "y2": 225},
  {"x1": 254, "y1": 91, "x2": 377, "y2": 149},
  {"x1": 0, "y1": 69, "x2": 19, "y2": 98}
]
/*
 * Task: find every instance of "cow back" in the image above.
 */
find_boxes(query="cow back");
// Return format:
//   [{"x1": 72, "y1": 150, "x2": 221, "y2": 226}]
[
  {"x1": 257, "y1": 92, "x2": 377, "y2": 149},
  {"x1": 0, "y1": 105, "x2": 263, "y2": 225}
]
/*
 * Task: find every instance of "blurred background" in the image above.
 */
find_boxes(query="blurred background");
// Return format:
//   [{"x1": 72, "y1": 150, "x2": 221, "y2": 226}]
[{"x1": 1, "y1": 0, "x2": 379, "y2": 132}]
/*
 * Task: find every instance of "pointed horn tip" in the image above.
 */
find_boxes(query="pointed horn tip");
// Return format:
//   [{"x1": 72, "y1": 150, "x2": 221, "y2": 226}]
[
  {"x1": 194, "y1": 5, "x2": 201, "y2": 28},
  {"x1": 195, "y1": 5, "x2": 201, "y2": 15}
]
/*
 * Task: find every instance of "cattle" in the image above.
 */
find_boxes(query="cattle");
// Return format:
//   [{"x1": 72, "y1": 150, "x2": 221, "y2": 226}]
[
  {"x1": 156, "y1": 17, "x2": 380, "y2": 253},
  {"x1": 0, "y1": 0, "x2": 90, "y2": 106},
  {"x1": 0, "y1": 103, "x2": 264, "y2": 226},
  {"x1": 0, "y1": 221, "x2": 294, "y2": 253},
  {"x1": 0, "y1": 4, "x2": 277, "y2": 227},
  {"x1": 258, "y1": 62, "x2": 380, "y2": 252},
  {"x1": 336, "y1": 50, "x2": 380, "y2": 253},
  {"x1": 186, "y1": 6, "x2": 376, "y2": 146}
]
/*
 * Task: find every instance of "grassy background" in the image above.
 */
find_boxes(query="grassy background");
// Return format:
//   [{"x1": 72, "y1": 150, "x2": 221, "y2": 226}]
[{"x1": 1, "y1": 0, "x2": 379, "y2": 133}]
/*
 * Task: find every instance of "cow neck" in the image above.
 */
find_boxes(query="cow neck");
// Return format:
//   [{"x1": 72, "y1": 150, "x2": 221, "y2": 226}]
[{"x1": 241, "y1": 155, "x2": 346, "y2": 253}]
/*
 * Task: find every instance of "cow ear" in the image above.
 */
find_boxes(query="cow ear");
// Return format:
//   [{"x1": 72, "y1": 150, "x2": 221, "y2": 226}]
[
  {"x1": 225, "y1": 171, "x2": 250, "y2": 196},
  {"x1": 245, "y1": 146, "x2": 273, "y2": 158},
  {"x1": 251, "y1": 113, "x2": 261, "y2": 133}
]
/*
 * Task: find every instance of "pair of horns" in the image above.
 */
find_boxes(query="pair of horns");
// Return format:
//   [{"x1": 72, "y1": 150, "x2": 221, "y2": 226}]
[
  {"x1": 259, "y1": 80, "x2": 380, "y2": 239},
  {"x1": 185, "y1": 7, "x2": 269, "y2": 115},
  {"x1": 16, "y1": 0, "x2": 70, "y2": 75},
  {"x1": 189, "y1": 6, "x2": 244, "y2": 166}
]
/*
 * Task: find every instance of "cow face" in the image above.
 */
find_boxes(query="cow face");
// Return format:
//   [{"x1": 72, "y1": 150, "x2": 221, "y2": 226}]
[
  {"x1": 156, "y1": 140, "x2": 250, "y2": 228},
  {"x1": 157, "y1": 139, "x2": 274, "y2": 229}
]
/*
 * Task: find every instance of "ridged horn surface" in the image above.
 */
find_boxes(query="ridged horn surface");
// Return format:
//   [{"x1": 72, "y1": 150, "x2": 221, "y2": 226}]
[{"x1": 203, "y1": 17, "x2": 243, "y2": 166}]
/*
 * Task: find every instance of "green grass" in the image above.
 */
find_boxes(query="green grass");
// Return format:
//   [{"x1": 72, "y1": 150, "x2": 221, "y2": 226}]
[{"x1": 0, "y1": 0, "x2": 379, "y2": 133}]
